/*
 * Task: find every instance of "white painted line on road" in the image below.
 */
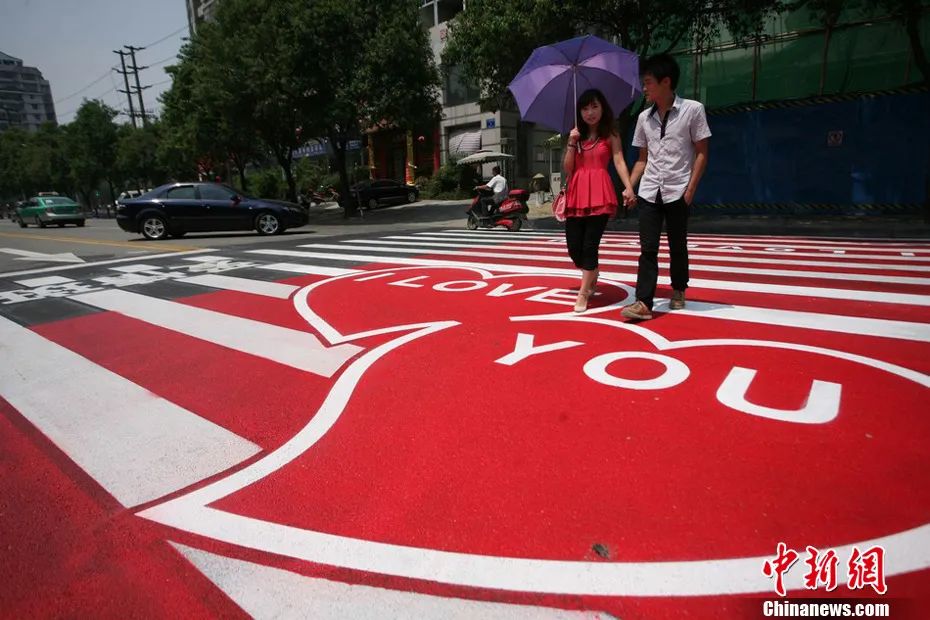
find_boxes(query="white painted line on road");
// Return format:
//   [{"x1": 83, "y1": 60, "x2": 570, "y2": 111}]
[
  {"x1": 428, "y1": 231, "x2": 930, "y2": 254},
  {"x1": 172, "y1": 543, "x2": 603, "y2": 619},
  {"x1": 180, "y1": 274, "x2": 299, "y2": 299},
  {"x1": 379, "y1": 236, "x2": 930, "y2": 271},
  {"x1": 142, "y1": 319, "x2": 930, "y2": 597},
  {"x1": 0, "y1": 249, "x2": 217, "y2": 278},
  {"x1": 301, "y1": 243, "x2": 930, "y2": 287},
  {"x1": 657, "y1": 300, "x2": 930, "y2": 343},
  {"x1": 0, "y1": 315, "x2": 260, "y2": 507},
  {"x1": 70, "y1": 289, "x2": 361, "y2": 376},
  {"x1": 14, "y1": 275, "x2": 75, "y2": 287},
  {"x1": 110, "y1": 263, "x2": 170, "y2": 273},
  {"x1": 182, "y1": 255, "x2": 239, "y2": 263},
  {"x1": 246, "y1": 248, "x2": 930, "y2": 313},
  {"x1": 256, "y1": 262, "x2": 360, "y2": 277}
]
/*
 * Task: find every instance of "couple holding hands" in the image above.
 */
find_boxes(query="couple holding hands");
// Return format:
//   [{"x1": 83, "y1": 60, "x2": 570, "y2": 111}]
[{"x1": 562, "y1": 53, "x2": 711, "y2": 319}]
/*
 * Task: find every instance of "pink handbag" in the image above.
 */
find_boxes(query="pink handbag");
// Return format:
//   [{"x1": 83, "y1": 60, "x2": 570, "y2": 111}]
[
  {"x1": 552, "y1": 189, "x2": 567, "y2": 222},
  {"x1": 553, "y1": 172, "x2": 572, "y2": 222}
]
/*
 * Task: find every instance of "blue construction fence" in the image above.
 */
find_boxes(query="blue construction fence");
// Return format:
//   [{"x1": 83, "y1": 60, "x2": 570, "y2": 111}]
[{"x1": 619, "y1": 89, "x2": 929, "y2": 216}]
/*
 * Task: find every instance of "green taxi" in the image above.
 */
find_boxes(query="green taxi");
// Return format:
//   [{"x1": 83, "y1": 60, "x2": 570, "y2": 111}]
[{"x1": 16, "y1": 194, "x2": 85, "y2": 228}]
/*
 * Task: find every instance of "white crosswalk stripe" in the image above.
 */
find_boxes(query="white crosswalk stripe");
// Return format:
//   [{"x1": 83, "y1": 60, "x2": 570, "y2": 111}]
[
  {"x1": 0, "y1": 315, "x2": 261, "y2": 507},
  {"x1": 70, "y1": 289, "x2": 362, "y2": 376}
]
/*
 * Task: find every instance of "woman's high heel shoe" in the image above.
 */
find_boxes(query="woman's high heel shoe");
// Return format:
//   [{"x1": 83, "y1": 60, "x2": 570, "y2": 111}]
[{"x1": 573, "y1": 288, "x2": 593, "y2": 313}]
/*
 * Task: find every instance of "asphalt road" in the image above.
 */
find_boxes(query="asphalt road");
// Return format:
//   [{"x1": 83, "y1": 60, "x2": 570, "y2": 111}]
[{"x1": 0, "y1": 200, "x2": 472, "y2": 276}]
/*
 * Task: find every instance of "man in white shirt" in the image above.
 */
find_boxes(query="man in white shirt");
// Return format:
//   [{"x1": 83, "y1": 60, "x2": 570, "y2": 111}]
[
  {"x1": 478, "y1": 165, "x2": 508, "y2": 215},
  {"x1": 622, "y1": 53, "x2": 711, "y2": 321}
]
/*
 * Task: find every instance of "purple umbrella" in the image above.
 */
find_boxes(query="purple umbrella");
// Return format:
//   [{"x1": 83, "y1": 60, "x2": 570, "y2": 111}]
[{"x1": 508, "y1": 35, "x2": 641, "y2": 134}]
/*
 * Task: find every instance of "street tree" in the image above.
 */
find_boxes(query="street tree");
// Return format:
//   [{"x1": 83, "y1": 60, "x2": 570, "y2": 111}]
[
  {"x1": 0, "y1": 128, "x2": 29, "y2": 200},
  {"x1": 116, "y1": 123, "x2": 163, "y2": 192},
  {"x1": 63, "y1": 99, "x2": 119, "y2": 207},
  {"x1": 159, "y1": 21, "x2": 259, "y2": 191},
  {"x1": 443, "y1": 0, "x2": 782, "y2": 119},
  {"x1": 295, "y1": 0, "x2": 442, "y2": 214}
]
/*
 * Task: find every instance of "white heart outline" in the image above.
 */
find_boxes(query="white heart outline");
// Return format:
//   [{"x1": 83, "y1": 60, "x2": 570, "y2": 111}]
[{"x1": 139, "y1": 266, "x2": 930, "y2": 597}]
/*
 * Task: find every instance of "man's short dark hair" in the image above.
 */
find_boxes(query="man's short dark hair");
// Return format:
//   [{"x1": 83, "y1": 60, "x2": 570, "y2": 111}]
[
  {"x1": 641, "y1": 53, "x2": 680, "y2": 90},
  {"x1": 492, "y1": 165, "x2": 501, "y2": 174}
]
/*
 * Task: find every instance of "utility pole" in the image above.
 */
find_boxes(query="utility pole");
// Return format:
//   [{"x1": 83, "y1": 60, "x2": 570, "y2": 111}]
[
  {"x1": 125, "y1": 45, "x2": 151, "y2": 126},
  {"x1": 113, "y1": 49, "x2": 137, "y2": 128}
]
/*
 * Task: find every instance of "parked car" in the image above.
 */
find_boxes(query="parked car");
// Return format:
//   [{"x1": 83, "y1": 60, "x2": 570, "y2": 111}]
[
  {"x1": 351, "y1": 179, "x2": 419, "y2": 209},
  {"x1": 15, "y1": 195, "x2": 85, "y2": 228},
  {"x1": 116, "y1": 182, "x2": 309, "y2": 240},
  {"x1": 116, "y1": 189, "x2": 153, "y2": 205}
]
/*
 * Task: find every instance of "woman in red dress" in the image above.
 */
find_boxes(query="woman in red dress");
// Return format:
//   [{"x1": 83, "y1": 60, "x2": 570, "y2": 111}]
[{"x1": 562, "y1": 89, "x2": 636, "y2": 313}]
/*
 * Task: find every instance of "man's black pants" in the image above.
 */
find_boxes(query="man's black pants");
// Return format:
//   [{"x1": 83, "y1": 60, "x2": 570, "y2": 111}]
[{"x1": 635, "y1": 192, "x2": 690, "y2": 309}]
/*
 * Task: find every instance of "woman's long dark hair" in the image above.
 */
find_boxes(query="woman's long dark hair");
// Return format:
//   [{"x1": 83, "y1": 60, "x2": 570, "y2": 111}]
[{"x1": 575, "y1": 89, "x2": 616, "y2": 140}]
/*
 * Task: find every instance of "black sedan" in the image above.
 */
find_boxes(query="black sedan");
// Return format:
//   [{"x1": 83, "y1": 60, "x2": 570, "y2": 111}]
[
  {"x1": 351, "y1": 179, "x2": 419, "y2": 210},
  {"x1": 116, "y1": 182, "x2": 308, "y2": 240}
]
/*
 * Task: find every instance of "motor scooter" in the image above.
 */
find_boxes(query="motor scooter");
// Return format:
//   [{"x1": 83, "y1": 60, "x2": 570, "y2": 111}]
[{"x1": 466, "y1": 187, "x2": 530, "y2": 231}]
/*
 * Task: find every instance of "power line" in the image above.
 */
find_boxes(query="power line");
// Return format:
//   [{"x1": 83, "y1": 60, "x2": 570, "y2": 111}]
[
  {"x1": 53, "y1": 68, "x2": 114, "y2": 105},
  {"x1": 56, "y1": 86, "x2": 120, "y2": 121},
  {"x1": 142, "y1": 25, "x2": 188, "y2": 49},
  {"x1": 149, "y1": 55, "x2": 179, "y2": 68},
  {"x1": 49, "y1": 24, "x2": 186, "y2": 109}
]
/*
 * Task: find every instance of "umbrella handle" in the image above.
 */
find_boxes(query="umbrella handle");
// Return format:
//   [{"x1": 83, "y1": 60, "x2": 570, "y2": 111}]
[{"x1": 572, "y1": 68, "x2": 580, "y2": 154}]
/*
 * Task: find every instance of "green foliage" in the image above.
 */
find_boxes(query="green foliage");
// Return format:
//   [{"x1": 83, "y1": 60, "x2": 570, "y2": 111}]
[
  {"x1": 422, "y1": 163, "x2": 475, "y2": 199},
  {"x1": 158, "y1": 0, "x2": 440, "y2": 209},
  {"x1": 294, "y1": 157, "x2": 329, "y2": 193},
  {"x1": 442, "y1": 0, "x2": 785, "y2": 112},
  {"x1": 63, "y1": 100, "x2": 119, "y2": 205},
  {"x1": 115, "y1": 123, "x2": 164, "y2": 189},
  {"x1": 249, "y1": 168, "x2": 287, "y2": 200}
]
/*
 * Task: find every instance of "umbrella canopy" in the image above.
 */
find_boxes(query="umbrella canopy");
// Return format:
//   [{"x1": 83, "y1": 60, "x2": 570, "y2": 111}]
[
  {"x1": 456, "y1": 150, "x2": 515, "y2": 164},
  {"x1": 508, "y1": 35, "x2": 641, "y2": 134}
]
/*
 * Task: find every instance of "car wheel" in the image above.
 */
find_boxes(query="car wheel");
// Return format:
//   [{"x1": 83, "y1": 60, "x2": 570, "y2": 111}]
[
  {"x1": 18, "y1": 217, "x2": 26, "y2": 228},
  {"x1": 36, "y1": 216, "x2": 46, "y2": 228},
  {"x1": 140, "y1": 215, "x2": 169, "y2": 240},
  {"x1": 255, "y1": 212, "x2": 282, "y2": 235},
  {"x1": 367, "y1": 198, "x2": 378, "y2": 210},
  {"x1": 407, "y1": 192, "x2": 417, "y2": 203},
  {"x1": 77, "y1": 220, "x2": 85, "y2": 227},
  {"x1": 57, "y1": 223, "x2": 65, "y2": 227},
  {"x1": 466, "y1": 214, "x2": 478, "y2": 230}
]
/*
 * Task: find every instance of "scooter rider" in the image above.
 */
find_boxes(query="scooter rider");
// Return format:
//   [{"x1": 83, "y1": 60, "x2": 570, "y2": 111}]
[{"x1": 476, "y1": 165, "x2": 508, "y2": 216}]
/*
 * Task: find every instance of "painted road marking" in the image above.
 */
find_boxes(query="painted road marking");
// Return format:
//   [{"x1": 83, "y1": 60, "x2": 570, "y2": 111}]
[
  {"x1": 180, "y1": 274, "x2": 299, "y2": 299},
  {"x1": 0, "y1": 249, "x2": 216, "y2": 278},
  {"x1": 247, "y1": 249, "x2": 930, "y2": 307},
  {"x1": 378, "y1": 236, "x2": 930, "y2": 270},
  {"x1": 302, "y1": 243, "x2": 930, "y2": 286},
  {"x1": 256, "y1": 262, "x2": 360, "y2": 277},
  {"x1": 70, "y1": 289, "x2": 362, "y2": 376},
  {"x1": 430, "y1": 228, "x2": 930, "y2": 247},
  {"x1": 0, "y1": 315, "x2": 260, "y2": 507},
  {"x1": 172, "y1": 543, "x2": 605, "y2": 619},
  {"x1": 425, "y1": 230, "x2": 930, "y2": 255},
  {"x1": 14, "y1": 275, "x2": 76, "y2": 287},
  {"x1": 0, "y1": 231, "x2": 196, "y2": 252},
  {"x1": 138, "y1": 284, "x2": 930, "y2": 596}
]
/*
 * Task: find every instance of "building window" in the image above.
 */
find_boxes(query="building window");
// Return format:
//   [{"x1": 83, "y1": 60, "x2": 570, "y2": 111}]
[
  {"x1": 419, "y1": 1, "x2": 436, "y2": 28},
  {"x1": 437, "y1": 0, "x2": 464, "y2": 23},
  {"x1": 442, "y1": 64, "x2": 480, "y2": 107}
]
